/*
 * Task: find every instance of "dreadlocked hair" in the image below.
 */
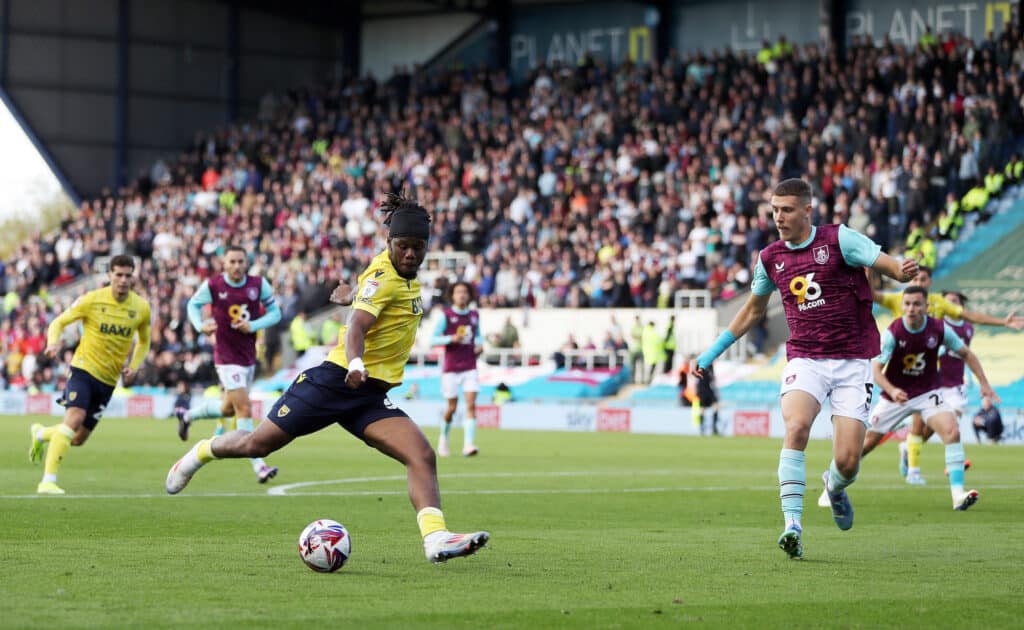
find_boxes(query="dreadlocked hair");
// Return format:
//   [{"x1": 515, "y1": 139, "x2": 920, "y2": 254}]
[{"x1": 380, "y1": 191, "x2": 431, "y2": 226}]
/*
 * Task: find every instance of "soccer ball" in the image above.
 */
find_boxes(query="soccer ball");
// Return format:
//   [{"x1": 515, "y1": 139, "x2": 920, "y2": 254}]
[{"x1": 298, "y1": 519, "x2": 351, "y2": 572}]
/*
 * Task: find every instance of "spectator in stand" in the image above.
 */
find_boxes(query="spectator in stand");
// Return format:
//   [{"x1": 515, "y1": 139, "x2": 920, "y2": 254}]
[{"x1": 4, "y1": 25, "x2": 1024, "y2": 394}]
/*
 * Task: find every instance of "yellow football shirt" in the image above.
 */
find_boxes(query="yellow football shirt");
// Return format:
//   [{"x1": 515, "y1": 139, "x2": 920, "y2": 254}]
[
  {"x1": 878, "y1": 291, "x2": 963, "y2": 320},
  {"x1": 47, "y1": 287, "x2": 152, "y2": 386},
  {"x1": 327, "y1": 250, "x2": 423, "y2": 385}
]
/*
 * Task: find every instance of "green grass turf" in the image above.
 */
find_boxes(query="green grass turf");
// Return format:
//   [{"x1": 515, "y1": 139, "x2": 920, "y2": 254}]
[{"x1": 1, "y1": 415, "x2": 1021, "y2": 629}]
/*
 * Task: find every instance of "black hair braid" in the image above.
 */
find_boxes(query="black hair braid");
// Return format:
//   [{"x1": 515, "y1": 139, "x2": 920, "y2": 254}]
[{"x1": 380, "y1": 191, "x2": 431, "y2": 226}]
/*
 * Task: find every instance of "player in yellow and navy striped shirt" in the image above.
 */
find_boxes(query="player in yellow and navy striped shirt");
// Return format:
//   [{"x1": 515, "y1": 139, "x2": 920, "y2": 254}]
[
  {"x1": 29, "y1": 255, "x2": 152, "y2": 494},
  {"x1": 166, "y1": 193, "x2": 489, "y2": 564}
]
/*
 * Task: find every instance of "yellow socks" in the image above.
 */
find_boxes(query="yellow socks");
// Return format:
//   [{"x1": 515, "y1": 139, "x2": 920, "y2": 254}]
[
  {"x1": 907, "y1": 434, "x2": 924, "y2": 472},
  {"x1": 43, "y1": 424, "x2": 76, "y2": 481},
  {"x1": 417, "y1": 507, "x2": 447, "y2": 538},
  {"x1": 197, "y1": 439, "x2": 218, "y2": 463}
]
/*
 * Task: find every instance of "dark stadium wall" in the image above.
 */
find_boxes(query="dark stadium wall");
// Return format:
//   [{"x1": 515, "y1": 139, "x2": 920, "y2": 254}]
[
  {"x1": 0, "y1": 0, "x2": 342, "y2": 199},
  {"x1": 673, "y1": 0, "x2": 824, "y2": 53},
  {"x1": 360, "y1": 11, "x2": 479, "y2": 79}
]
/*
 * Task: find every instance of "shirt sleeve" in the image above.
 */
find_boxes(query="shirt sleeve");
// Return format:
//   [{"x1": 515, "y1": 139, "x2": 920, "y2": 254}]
[
  {"x1": 129, "y1": 301, "x2": 152, "y2": 370},
  {"x1": 750, "y1": 256, "x2": 776, "y2": 296},
  {"x1": 838, "y1": 224, "x2": 882, "y2": 267},
  {"x1": 247, "y1": 278, "x2": 281, "y2": 333},
  {"x1": 429, "y1": 315, "x2": 452, "y2": 346},
  {"x1": 942, "y1": 322, "x2": 965, "y2": 353},
  {"x1": 352, "y1": 271, "x2": 390, "y2": 318},
  {"x1": 187, "y1": 281, "x2": 212, "y2": 331},
  {"x1": 259, "y1": 277, "x2": 276, "y2": 307},
  {"x1": 47, "y1": 293, "x2": 90, "y2": 346},
  {"x1": 876, "y1": 329, "x2": 896, "y2": 365},
  {"x1": 934, "y1": 294, "x2": 964, "y2": 320},
  {"x1": 879, "y1": 292, "x2": 901, "y2": 315}
]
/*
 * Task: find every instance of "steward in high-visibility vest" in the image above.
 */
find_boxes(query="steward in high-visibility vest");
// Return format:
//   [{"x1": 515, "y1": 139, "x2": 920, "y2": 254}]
[
  {"x1": 960, "y1": 183, "x2": 989, "y2": 213},
  {"x1": 984, "y1": 167, "x2": 1004, "y2": 197}
]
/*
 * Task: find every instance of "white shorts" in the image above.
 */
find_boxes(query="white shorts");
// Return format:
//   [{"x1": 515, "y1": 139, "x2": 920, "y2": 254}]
[
  {"x1": 216, "y1": 364, "x2": 256, "y2": 391},
  {"x1": 867, "y1": 390, "x2": 954, "y2": 434},
  {"x1": 441, "y1": 370, "x2": 480, "y2": 399},
  {"x1": 938, "y1": 385, "x2": 967, "y2": 415},
  {"x1": 780, "y1": 358, "x2": 873, "y2": 425}
]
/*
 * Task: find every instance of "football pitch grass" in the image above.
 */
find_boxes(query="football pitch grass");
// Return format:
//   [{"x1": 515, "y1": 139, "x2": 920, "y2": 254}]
[{"x1": 1, "y1": 415, "x2": 1021, "y2": 629}]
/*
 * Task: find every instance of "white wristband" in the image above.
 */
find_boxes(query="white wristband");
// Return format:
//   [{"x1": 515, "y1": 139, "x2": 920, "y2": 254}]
[{"x1": 348, "y1": 357, "x2": 365, "y2": 373}]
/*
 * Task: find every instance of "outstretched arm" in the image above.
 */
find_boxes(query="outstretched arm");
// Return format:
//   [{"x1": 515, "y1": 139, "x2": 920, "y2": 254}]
[
  {"x1": 123, "y1": 313, "x2": 151, "y2": 386},
  {"x1": 870, "y1": 252, "x2": 918, "y2": 283},
  {"x1": 696, "y1": 291, "x2": 770, "y2": 371},
  {"x1": 961, "y1": 307, "x2": 1024, "y2": 330},
  {"x1": 44, "y1": 296, "x2": 88, "y2": 358},
  {"x1": 429, "y1": 314, "x2": 453, "y2": 346},
  {"x1": 873, "y1": 359, "x2": 907, "y2": 403},
  {"x1": 344, "y1": 309, "x2": 377, "y2": 389},
  {"x1": 957, "y1": 346, "x2": 1001, "y2": 403},
  {"x1": 839, "y1": 225, "x2": 917, "y2": 283},
  {"x1": 872, "y1": 329, "x2": 905, "y2": 402},
  {"x1": 330, "y1": 280, "x2": 356, "y2": 306}
]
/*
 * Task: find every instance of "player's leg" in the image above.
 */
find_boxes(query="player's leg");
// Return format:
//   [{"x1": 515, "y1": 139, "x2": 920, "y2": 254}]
[
  {"x1": 438, "y1": 372, "x2": 458, "y2": 456},
  {"x1": 905, "y1": 412, "x2": 926, "y2": 483},
  {"x1": 818, "y1": 359, "x2": 872, "y2": 531},
  {"x1": 177, "y1": 392, "x2": 229, "y2": 441},
  {"x1": 821, "y1": 399, "x2": 899, "y2": 507},
  {"x1": 167, "y1": 366, "x2": 331, "y2": 494},
  {"x1": 34, "y1": 407, "x2": 87, "y2": 494},
  {"x1": 224, "y1": 384, "x2": 278, "y2": 482},
  {"x1": 362, "y1": 415, "x2": 489, "y2": 563},
  {"x1": 166, "y1": 413, "x2": 293, "y2": 494},
  {"x1": 34, "y1": 369, "x2": 109, "y2": 494},
  {"x1": 177, "y1": 365, "x2": 242, "y2": 440},
  {"x1": 926, "y1": 409, "x2": 978, "y2": 510},
  {"x1": 860, "y1": 429, "x2": 886, "y2": 457},
  {"x1": 439, "y1": 398, "x2": 457, "y2": 456},
  {"x1": 942, "y1": 387, "x2": 971, "y2": 474},
  {"x1": 462, "y1": 370, "x2": 480, "y2": 456},
  {"x1": 776, "y1": 358, "x2": 832, "y2": 557},
  {"x1": 822, "y1": 416, "x2": 865, "y2": 530},
  {"x1": 777, "y1": 389, "x2": 818, "y2": 559}
]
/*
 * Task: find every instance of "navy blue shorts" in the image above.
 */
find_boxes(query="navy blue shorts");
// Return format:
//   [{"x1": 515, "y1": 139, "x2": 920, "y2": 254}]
[
  {"x1": 267, "y1": 362, "x2": 408, "y2": 440},
  {"x1": 62, "y1": 367, "x2": 115, "y2": 430}
]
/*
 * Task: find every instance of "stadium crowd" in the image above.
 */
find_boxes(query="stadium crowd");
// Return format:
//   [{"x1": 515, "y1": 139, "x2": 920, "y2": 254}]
[{"x1": 3, "y1": 25, "x2": 1024, "y2": 391}]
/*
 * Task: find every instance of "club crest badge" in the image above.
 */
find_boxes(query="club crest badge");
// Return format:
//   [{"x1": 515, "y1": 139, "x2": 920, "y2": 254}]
[{"x1": 813, "y1": 245, "x2": 829, "y2": 265}]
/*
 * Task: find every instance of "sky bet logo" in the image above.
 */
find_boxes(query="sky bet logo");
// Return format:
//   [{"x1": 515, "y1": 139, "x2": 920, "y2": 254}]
[
  {"x1": 99, "y1": 322, "x2": 133, "y2": 337},
  {"x1": 789, "y1": 273, "x2": 825, "y2": 311}
]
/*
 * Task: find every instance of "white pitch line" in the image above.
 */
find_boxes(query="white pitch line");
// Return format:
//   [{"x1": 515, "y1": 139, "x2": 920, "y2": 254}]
[
  {"x1": 1, "y1": 483, "x2": 1021, "y2": 500},
  {"x1": 267, "y1": 469, "x2": 684, "y2": 496}
]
